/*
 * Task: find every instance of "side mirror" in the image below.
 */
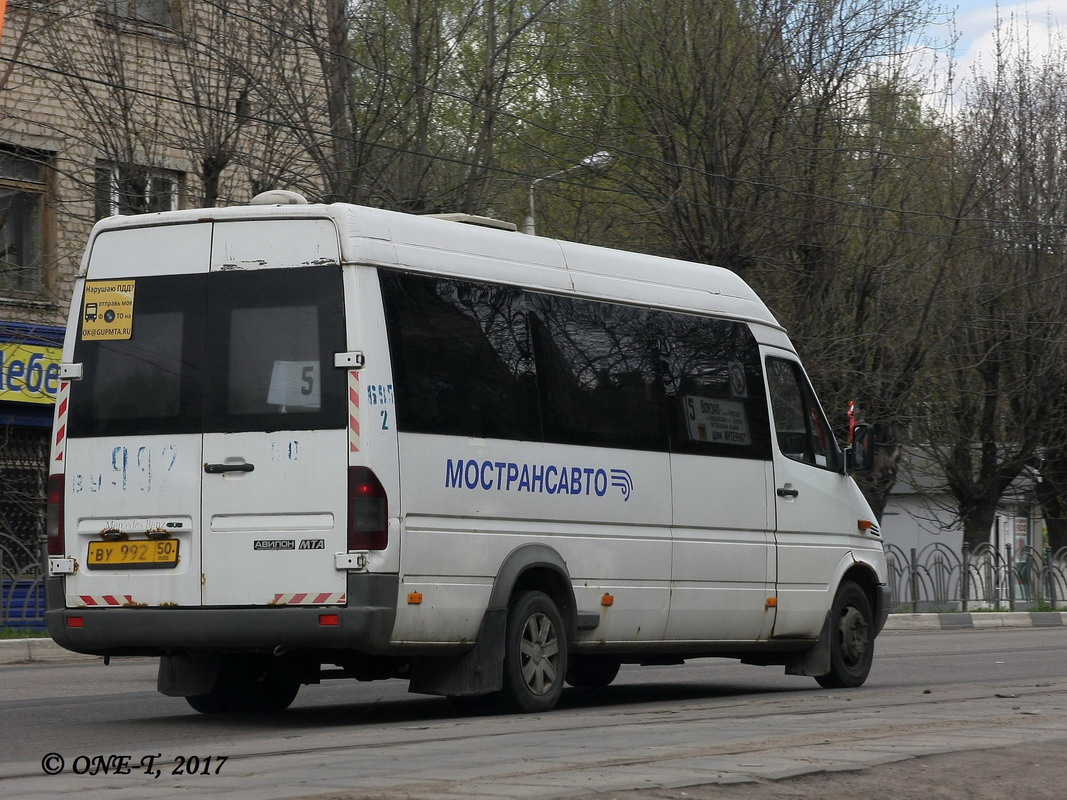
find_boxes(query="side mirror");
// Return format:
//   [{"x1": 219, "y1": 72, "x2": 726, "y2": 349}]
[{"x1": 845, "y1": 423, "x2": 875, "y2": 474}]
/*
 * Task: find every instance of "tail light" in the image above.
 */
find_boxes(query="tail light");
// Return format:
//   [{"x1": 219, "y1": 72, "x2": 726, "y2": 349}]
[
  {"x1": 348, "y1": 467, "x2": 387, "y2": 550},
  {"x1": 46, "y1": 473, "x2": 65, "y2": 556}
]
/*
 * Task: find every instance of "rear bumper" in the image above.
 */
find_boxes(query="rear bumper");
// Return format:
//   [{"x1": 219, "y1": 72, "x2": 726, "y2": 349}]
[{"x1": 45, "y1": 574, "x2": 399, "y2": 657}]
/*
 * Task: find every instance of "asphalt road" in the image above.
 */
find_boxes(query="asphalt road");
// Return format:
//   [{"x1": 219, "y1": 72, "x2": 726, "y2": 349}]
[{"x1": 2, "y1": 627, "x2": 1067, "y2": 799}]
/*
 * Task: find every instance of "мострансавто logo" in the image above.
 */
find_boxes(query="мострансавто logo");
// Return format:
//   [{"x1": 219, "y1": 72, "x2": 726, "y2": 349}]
[{"x1": 444, "y1": 459, "x2": 633, "y2": 501}]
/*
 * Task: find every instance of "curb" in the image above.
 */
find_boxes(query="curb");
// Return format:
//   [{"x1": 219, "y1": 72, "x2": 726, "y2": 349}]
[
  {"x1": 0, "y1": 638, "x2": 99, "y2": 666},
  {"x1": 882, "y1": 611, "x2": 1067, "y2": 632},
  {"x1": 5, "y1": 612, "x2": 1066, "y2": 666}
]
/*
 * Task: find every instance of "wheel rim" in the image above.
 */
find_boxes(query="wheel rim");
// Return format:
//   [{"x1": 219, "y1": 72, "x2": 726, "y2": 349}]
[
  {"x1": 519, "y1": 611, "x2": 560, "y2": 696},
  {"x1": 838, "y1": 604, "x2": 869, "y2": 668}
]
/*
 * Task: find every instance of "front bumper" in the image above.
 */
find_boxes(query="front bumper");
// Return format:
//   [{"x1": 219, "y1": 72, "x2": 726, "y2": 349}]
[{"x1": 875, "y1": 584, "x2": 891, "y2": 635}]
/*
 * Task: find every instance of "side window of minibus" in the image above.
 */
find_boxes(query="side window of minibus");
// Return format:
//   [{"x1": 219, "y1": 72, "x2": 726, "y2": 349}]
[
  {"x1": 379, "y1": 272, "x2": 539, "y2": 440},
  {"x1": 765, "y1": 357, "x2": 838, "y2": 470},
  {"x1": 656, "y1": 312, "x2": 771, "y2": 460},
  {"x1": 526, "y1": 293, "x2": 667, "y2": 451}
]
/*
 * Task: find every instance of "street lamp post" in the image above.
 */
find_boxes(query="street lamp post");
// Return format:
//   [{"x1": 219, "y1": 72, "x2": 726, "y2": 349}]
[{"x1": 522, "y1": 151, "x2": 612, "y2": 236}]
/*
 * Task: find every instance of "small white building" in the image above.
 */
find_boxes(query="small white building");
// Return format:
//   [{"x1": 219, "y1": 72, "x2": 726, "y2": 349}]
[
  {"x1": 878, "y1": 451, "x2": 1048, "y2": 610},
  {"x1": 880, "y1": 451, "x2": 1040, "y2": 559}
]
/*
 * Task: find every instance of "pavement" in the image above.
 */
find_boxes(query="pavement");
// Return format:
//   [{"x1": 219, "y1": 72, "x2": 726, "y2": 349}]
[{"x1": 3, "y1": 611, "x2": 1065, "y2": 666}]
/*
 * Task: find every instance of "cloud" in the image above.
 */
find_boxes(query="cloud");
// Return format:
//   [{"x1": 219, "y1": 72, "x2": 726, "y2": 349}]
[{"x1": 952, "y1": 1, "x2": 1067, "y2": 74}]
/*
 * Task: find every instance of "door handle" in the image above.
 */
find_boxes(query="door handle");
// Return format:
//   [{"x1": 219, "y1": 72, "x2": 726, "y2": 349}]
[
  {"x1": 204, "y1": 462, "x2": 255, "y2": 474},
  {"x1": 776, "y1": 486, "x2": 799, "y2": 498}
]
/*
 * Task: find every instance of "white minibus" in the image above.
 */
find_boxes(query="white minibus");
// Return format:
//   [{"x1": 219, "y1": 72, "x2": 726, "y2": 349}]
[{"x1": 45, "y1": 191, "x2": 889, "y2": 713}]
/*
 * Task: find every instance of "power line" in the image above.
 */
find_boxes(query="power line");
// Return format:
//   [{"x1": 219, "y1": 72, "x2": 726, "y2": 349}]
[{"x1": 2, "y1": 3, "x2": 1066, "y2": 246}]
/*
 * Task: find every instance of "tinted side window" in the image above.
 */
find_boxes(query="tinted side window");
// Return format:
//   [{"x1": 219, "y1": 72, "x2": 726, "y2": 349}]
[
  {"x1": 528, "y1": 293, "x2": 668, "y2": 451},
  {"x1": 70, "y1": 274, "x2": 206, "y2": 437},
  {"x1": 659, "y1": 313, "x2": 771, "y2": 460},
  {"x1": 379, "y1": 272, "x2": 540, "y2": 440},
  {"x1": 378, "y1": 270, "x2": 768, "y2": 461}
]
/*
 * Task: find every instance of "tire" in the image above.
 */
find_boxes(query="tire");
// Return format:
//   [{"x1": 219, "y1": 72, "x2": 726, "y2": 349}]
[
  {"x1": 501, "y1": 591, "x2": 568, "y2": 713},
  {"x1": 185, "y1": 656, "x2": 300, "y2": 714},
  {"x1": 565, "y1": 656, "x2": 621, "y2": 689},
  {"x1": 815, "y1": 580, "x2": 874, "y2": 689}
]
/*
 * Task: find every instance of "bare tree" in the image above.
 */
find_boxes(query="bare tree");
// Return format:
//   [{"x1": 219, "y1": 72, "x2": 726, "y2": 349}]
[{"x1": 910, "y1": 21, "x2": 1067, "y2": 548}]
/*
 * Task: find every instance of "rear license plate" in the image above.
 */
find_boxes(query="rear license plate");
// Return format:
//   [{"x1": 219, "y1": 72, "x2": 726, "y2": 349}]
[{"x1": 86, "y1": 539, "x2": 179, "y2": 570}]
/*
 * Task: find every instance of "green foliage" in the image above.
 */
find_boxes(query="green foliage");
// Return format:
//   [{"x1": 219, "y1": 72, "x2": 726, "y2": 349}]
[
  {"x1": 0, "y1": 628, "x2": 49, "y2": 639},
  {"x1": 29, "y1": 0, "x2": 1067, "y2": 542}
]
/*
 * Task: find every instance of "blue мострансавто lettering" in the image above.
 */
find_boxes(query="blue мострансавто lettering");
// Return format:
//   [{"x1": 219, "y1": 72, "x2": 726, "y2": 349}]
[{"x1": 444, "y1": 459, "x2": 632, "y2": 501}]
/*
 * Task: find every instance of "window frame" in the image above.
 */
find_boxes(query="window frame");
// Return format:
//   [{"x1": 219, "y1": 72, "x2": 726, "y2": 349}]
[
  {"x1": 94, "y1": 162, "x2": 181, "y2": 220},
  {"x1": 0, "y1": 147, "x2": 51, "y2": 299},
  {"x1": 99, "y1": 0, "x2": 176, "y2": 29}
]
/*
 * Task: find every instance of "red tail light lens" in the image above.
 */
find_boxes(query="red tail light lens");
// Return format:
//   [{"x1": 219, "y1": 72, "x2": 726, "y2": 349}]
[
  {"x1": 348, "y1": 467, "x2": 387, "y2": 550},
  {"x1": 46, "y1": 473, "x2": 65, "y2": 556}
]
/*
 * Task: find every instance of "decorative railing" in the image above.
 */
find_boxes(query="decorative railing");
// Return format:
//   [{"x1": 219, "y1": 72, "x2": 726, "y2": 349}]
[
  {"x1": 8, "y1": 534, "x2": 1064, "y2": 627},
  {"x1": 0, "y1": 531, "x2": 45, "y2": 630},
  {"x1": 885, "y1": 542, "x2": 1067, "y2": 612}
]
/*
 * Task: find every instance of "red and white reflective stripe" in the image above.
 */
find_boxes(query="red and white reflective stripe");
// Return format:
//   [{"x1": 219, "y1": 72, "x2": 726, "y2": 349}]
[
  {"x1": 272, "y1": 592, "x2": 347, "y2": 605},
  {"x1": 348, "y1": 370, "x2": 361, "y2": 453},
  {"x1": 79, "y1": 594, "x2": 134, "y2": 607},
  {"x1": 51, "y1": 381, "x2": 71, "y2": 465}
]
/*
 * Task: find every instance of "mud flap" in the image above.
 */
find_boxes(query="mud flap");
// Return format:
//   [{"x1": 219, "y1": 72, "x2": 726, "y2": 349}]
[
  {"x1": 408, "y1": 609, "x2": 506, "y2": 696},
  {"x1": 157, "y1": 654, "x2": 220, "y2": 697},
  {"x1": 784, "y1": 611, "x2": 832, "y2": 677}
]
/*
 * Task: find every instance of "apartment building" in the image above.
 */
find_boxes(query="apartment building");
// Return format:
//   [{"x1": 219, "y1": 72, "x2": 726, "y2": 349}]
[{"x1": 0, "y1": 0, "x2": 331, "y2": 576}]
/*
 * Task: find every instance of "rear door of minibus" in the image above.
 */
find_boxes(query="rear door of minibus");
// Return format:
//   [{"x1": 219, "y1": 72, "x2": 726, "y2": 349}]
[{"x1": 62, "y1": 219, "x2": 349, "y2": 609}]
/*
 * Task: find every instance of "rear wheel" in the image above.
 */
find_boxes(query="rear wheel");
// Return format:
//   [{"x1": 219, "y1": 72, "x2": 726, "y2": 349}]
[
  {"x1": 501, "y1": 591, "x2": 568, "y2": 713},
  {"x1": 185, "y1": 656, "x2": 300, "y2": 714},
  {"x1": 815, "y1": 581, "x2": 874, "y2": 689},
  {"x1": 566, "y1": 656, "x2": 621, "y2": 689}
]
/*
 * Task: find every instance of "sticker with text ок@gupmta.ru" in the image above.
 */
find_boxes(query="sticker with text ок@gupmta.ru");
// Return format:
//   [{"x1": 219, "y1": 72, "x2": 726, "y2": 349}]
[{"x1": 81, "y1": 280, "x2": 136, "y2": 341}]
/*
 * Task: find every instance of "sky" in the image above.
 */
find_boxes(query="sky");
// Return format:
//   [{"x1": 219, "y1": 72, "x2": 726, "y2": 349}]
[{"x1": 931, "y1": 0, "x2": 1067, "y2": 76}]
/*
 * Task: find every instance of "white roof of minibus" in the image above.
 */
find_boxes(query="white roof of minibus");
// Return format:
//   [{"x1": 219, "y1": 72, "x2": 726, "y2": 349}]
[{"x1": 87, "y1": 201, "x2": 783, "y2": 330}]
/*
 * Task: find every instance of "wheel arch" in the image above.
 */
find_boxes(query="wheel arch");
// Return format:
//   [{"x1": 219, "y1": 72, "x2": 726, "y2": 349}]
[
  {"x1": 785, "y1": 561, "x2": 883, "y2": 680},
  {"x1": 840, "y1": 559, "x2": 890, "y2": 635},
  {"x1": 487, "y1": 543, "x2": 577, "y2": 634},
  {"x1": 407, "y1": 543, "x2": 577, "y2": 698}
]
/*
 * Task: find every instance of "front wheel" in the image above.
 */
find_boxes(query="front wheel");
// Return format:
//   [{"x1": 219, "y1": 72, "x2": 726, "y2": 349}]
[
  {"x1": 815, "y1": 580, "x2": 874, "y2": 689},
  {"x1": 501, "y1": 591, "x2": 568, "y2": 713}
]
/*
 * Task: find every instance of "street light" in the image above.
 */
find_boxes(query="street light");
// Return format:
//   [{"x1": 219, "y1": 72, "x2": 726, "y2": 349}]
[{"x1": 522, "y1": 151, "x2": 613, "y2": 236}]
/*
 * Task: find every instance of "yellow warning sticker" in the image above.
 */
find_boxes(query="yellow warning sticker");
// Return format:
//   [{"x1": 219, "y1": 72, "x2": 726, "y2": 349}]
[{"x1": 81, "y1": 280, "x2": 136, "y2": 341}]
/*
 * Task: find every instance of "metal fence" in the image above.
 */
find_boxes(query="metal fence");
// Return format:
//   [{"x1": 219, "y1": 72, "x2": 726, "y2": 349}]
[
  {"x1": 1, "y1": 422, "x2": 49, "y2": 629},
  {"x1": 8, "y1": 534, "x2": 1065, "y2": 627},
  {"x1": 0, "y1": 530, "x2": 45, "y2": 630},
  {"x1": 885, "y1": 542, "x2": 1067, "y2": 612}
]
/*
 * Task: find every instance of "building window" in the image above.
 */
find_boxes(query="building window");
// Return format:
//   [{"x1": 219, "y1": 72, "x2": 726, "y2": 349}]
[
  {"x1": 0, "y1": 149, "x2": 46, "y2": 296},
  {"x1": 95, "y1": 163, "x2": 180, "y2": 219},
  {"x1": 101, "y1": 0, "x2": 173, "y2": 27}
]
